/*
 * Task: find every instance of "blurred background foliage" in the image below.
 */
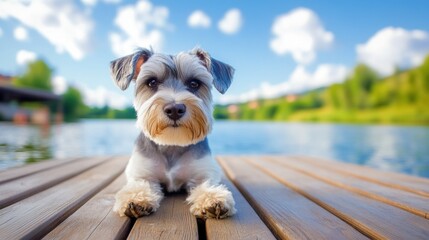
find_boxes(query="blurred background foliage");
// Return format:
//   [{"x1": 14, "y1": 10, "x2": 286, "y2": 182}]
[
  {"x1": 11, "y1": 60, "x2": 136, "y2": 122},
  {"x1": 215, "y1": 55, "x2": 429, "y2": 125},
  {"x1": 13, "y1": 60, "x2": 53, "y2": 91}
]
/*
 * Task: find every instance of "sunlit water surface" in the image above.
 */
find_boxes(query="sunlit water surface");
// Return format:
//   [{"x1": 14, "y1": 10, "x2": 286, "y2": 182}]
[{"x1": 0, "y1": 120, "x2": 428, "y2": 178}]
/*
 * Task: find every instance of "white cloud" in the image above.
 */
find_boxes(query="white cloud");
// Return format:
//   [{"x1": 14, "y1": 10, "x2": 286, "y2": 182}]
[
  {"x1": 81, "y1": 85, "x2": 130, "y2": 109},
  {"x1": 188, "y1": 10, "x2": 211, "y2": 28},
  {"x1": 14, "y1": 26, "x2": 28, "y2": 41},
  {"x1": 81, "y1": 0, "x2": 121, "y2": 7},
  {"x1": 16, "y1": 50, "x2": 37, "y2": 65},
  {"x1": 218, "y1": 9, "x2": 242, "y2": 34},
  {"x1": 357, "y1": 27, "x2": 429, "y2": 76},
  {"x1": 52, "y1": 76, "x2": 68, "y2": 95},
  {"x1": 0, "y1": 0, "x2": 94, "y2": 60},
  {"x1": 109, "y1": 0, "x2": 171, "y2": 56},
  {"x1": 81, "y1": 0, "x2": 97, "y2": 6},
  {"x1": 270, "y1": 8, "x2": 334, "y2": 64},
  {"x1": 219, "y1": 64, "x2": 348, "y2": 104}
]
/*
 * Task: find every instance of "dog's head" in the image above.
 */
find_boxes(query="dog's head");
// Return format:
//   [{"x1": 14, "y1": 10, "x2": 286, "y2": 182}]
[{"x1": 110, "y1": 48, "x2": 234, "y2": 146}]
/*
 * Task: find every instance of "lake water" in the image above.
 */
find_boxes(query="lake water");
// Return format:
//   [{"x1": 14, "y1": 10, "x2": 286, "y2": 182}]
[{"x1": 0, "y1": 120, "x2": 428, "y2": 178}]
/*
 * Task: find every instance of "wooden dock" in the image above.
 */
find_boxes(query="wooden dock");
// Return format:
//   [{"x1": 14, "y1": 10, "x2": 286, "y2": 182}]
[{"x1": 0, "y1": 156, "x2": 428, "y2": 239}]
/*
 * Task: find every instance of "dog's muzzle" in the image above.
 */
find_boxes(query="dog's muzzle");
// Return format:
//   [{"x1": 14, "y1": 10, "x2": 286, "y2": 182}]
[{"x1": 163, "y1": 103, "x2": 186, "y2": 121}]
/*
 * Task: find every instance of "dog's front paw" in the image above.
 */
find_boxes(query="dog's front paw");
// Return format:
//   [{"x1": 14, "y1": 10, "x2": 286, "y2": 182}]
[
  {"x1": 187, "y1": 182, "x2": 236, "y2": 219},
  {"x1": 123, "y1": 201, "x2": 154, "y2": 218},
  {"x1": 199, "y1": 200, "x2": 232, "y2": 219},
  {"x1": 114, "y1": 181, "x2": 163, "y2": 218}
]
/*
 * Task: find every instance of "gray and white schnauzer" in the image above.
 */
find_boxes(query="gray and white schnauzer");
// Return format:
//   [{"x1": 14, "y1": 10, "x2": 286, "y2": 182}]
[{"x1": 110, "y1": 47, "x2": 236, "y2": 219}]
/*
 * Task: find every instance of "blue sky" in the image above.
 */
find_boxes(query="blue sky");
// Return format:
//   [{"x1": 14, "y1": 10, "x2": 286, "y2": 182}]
[{"x1": 1, "y1": 0, "x2": 429, "y2": 108}]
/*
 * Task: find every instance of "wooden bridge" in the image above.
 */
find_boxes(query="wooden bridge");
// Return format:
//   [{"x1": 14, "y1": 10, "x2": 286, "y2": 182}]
[{"x1": 0, "y1": 156, "x2": 428, "y2": 239}]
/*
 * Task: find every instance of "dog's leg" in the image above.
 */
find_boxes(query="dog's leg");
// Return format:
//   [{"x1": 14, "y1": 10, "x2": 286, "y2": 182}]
[
  {"x1": 187, "y1": 180, "x2": 236, "y2": 219},
  {"x1": 114, "y1": 151, "x2": 163, "y2": 218},
  {"x1": 114, "y1": 179, "x2": 163, "y2": 218},
  {"x1": 185, "y1": 155, "x2": 236, "y2": 219}
]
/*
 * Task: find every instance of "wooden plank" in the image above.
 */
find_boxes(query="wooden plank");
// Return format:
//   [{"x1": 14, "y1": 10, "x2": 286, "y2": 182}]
[
  {"x1": 245, "y1": 156, "x2": 429, "y2": 240},
  {"x1": 295, "y1": 156, "x2": 429, "y2": 198},
  {"x1": 206, "y1": 175, "x2": 276, "y2": 240},
  {"x1": 0, "y1": 157, "x2": 83, "y2": 184},
  {"x1": 42, "y1": 174, "x2": 132, "y2": 240},
  {"x1": 0, "y1": 156, "x2": 110, "y2": 209},
  {"x1": 0, "y1": 156, "x2": 128, "y2": 240},
  {"x1": 127, "y1": 193, "x2": 198, "y2": 240},
  {"x1": 217, "y1": 156, "x2": 367, "y2": 240},
  {"x1": 270, "y1": 156, "x2": 429, "y2": 219}
]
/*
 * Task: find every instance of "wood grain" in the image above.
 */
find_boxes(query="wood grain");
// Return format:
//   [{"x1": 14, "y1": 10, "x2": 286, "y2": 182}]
[
  {"x1": 0, "y1": 157, "x2": 83, "y2": 184},
  {"x1": 294, "y1": 156, "x2": 429, "y2": 198},
  {"x1": 270, "y1": 156, "x2": 429, "y2": 219},
  {"x1": 246, "y1": 156, "x2": 429, "y2": 240},
  {"x1": 206, "y1": 175, "x2": 276, "y2": 240},
  {"x1": 42, "y1": 174, "x2": 132, "y2": 240},
  {"x1": 0, "y1": 156, "x2": 110, "y2": 209},
  {"x1": 127, "y1": 193, "x2": 198, "y2": 240},
  {"x1": 2, "y1": 154, "x2": 428, "y2": 240},
  {"x1": 218, "y1": 156, "x2": 367, "y2": 240},
  {"x1": 0, "y1": 156, "x2": 128, "y2": 240}
]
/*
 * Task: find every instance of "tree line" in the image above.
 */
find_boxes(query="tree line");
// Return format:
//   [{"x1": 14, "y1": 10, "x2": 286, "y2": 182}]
[
  {"x1": 12, "y1": 60, "x2": 135, "y2": 121},
  {"x1": 214, "y1": 55, "x2": 429, "y2": 125}
]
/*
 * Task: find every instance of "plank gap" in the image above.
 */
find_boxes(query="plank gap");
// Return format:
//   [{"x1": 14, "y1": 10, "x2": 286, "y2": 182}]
[
  {"x1": 197, "y1": 218, "x2": 207, "y2": 240},
  {"x1": 115, "y1": 218, "x2": 136, "y2": 240}
]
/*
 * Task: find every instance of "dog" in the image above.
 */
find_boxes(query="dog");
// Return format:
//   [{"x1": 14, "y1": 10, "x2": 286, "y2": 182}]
[{"x1": 110, "y1": 47, "x2": 236, "y2": 219}]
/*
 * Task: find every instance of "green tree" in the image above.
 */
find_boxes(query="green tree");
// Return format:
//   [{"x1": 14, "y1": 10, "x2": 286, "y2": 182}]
[
  {"x1": 213, "y1": 106, "x2": 229, "y2": 119},
  {"x1": 345, "y1": 64, "x2": 379, "y2": 109},
  {"x1": 415, "y1": 55, "x2": 429, "y2": 103},
  {"x1": 113, "y1": 107, "x2": 137, "y2": 119},
  {"x1": 274, "y1": 101, "x2": 293, "y2": 120},
  {"x1": 14, "y1": 60, "x2": 53, "y2": 91},
  {"x1": 62, "y1": 86, "x2": 87, "y2": 121},
  {"x1": 326, "y1": 84, "x2": 345, "y2": 109}
]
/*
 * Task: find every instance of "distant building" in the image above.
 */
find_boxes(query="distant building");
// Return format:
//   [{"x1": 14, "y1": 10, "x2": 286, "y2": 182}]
[
  {"x1": 248, "y1": 101, "x2": 259, "y2": 109},
  {"x1": 0, "y1": 74, "x2": 62, "y2": 125},
  {"x1": 227, "y1": 104, "x2": 239, "y2": 114},
  {"x1": 285, "y1": 94, "x2": 297, "y2": 102},
  {"x1": 0, "y1": 74, "x2": 13, "y2": 86}
]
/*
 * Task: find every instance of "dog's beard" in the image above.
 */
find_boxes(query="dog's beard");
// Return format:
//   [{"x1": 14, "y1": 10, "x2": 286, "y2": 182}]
[{"x1": 136, "y1": 95, "x2": 212, "y2": 146}]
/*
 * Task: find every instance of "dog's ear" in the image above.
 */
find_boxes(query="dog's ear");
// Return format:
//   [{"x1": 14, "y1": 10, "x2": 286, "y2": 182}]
[
  {"x1": 193, "y1": 48, "x2": 234, "y2": 94},
  {"x1": 210, "y1": 57, "x2": 234, "y2": 94},
  {"x1": 110, "y1": 48, "x2": 152, "y2": 90}
]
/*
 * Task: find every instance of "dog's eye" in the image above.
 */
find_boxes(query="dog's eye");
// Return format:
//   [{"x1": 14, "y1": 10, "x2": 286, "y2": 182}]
[
  {"x1": 187, "y1": 79, "x2": 201, "y2": 90},
  {"x1": 146, "y1": 78, "x2": 159, "y2": 88}
]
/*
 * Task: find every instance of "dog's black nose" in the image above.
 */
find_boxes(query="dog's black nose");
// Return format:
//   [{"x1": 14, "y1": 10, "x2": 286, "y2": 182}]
[{"x1": 164, "y1": 103, "x2": 186, "y2": 121}]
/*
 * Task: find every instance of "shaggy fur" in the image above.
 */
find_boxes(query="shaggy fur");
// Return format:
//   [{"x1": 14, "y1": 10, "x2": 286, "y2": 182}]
[{"x1": 110, "y1": 48, "x2": 236, "y2": 219}]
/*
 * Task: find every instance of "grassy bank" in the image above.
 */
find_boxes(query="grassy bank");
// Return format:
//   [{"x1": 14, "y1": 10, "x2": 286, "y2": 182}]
[{"x1": 285, "y1": 105, "x2": 429, "y2": 125}]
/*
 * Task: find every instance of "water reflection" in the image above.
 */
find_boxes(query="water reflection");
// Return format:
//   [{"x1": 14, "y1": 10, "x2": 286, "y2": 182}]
[
  {"x1": 17, "y1": 142, "x2": 52, "y2": 163},
  {"x1": 0, "y1": 126, "x2": 52, "y2": 167},
  {"x1": 210, "y1": 121, "x2": 429, "y2": 178},
  {"x1": 0, "y1": 120, "x2": 428, "y2": 178}
]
